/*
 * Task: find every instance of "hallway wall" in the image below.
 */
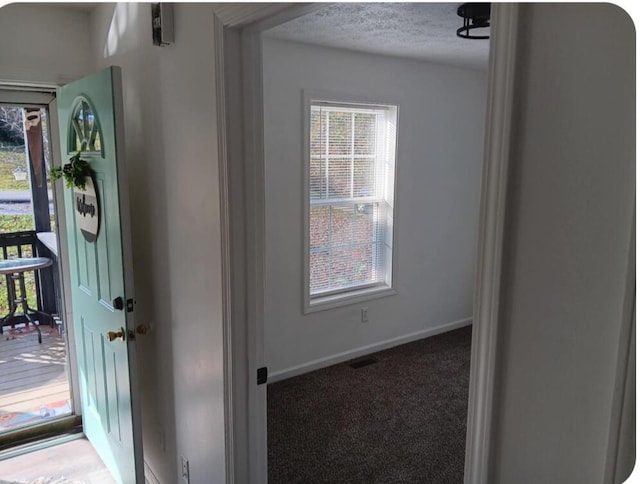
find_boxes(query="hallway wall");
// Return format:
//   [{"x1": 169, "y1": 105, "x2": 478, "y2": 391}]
[
  {"x1": 491, "y1": 4, "x2": 635, "y2": 483},
  {"x1": 0, "y1": 4, "x2": 92, "y2": 85},
  {"x1": 91, "y1": 4, "x2": 226, "y2": 483}
]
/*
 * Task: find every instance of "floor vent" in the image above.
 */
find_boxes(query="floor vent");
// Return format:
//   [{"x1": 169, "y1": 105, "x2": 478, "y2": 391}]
[{"x1": 348, "y1": 357, "x2": 378, "y2": 369}]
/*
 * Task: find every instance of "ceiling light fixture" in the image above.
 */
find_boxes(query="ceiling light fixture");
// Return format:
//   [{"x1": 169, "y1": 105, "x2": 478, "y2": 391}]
[{"x1": 456, "y1": 3, "x2": 490, "y2": 40}]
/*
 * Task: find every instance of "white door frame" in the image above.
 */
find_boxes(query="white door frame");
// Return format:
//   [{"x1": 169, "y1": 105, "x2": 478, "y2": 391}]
[
  {"x1": 463, "y1": 5, "x2": 520, "y2": 483},
  {"x1": 214, "y1": 4, "x2": 520, "y2": 483},
  {"x1": 47, "y1": 96, "x2": 82, "y2": 419},
  {"x1": 0, "y1": 88, "x2": 82, "y2": 422}
]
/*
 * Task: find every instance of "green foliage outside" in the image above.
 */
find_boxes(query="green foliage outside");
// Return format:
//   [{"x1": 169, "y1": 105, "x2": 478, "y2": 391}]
[
  {"x1": 0, "y1": 149, "x2": 46, "y2": 314},
  {"x1": 0, "y1": 150, "x2": 30, "y2": 191},
  {"x1": 0, "y1": 214, "x2": 33, "y2": 233}
]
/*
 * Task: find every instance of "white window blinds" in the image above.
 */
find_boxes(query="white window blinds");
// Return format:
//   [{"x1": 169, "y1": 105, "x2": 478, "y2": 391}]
[{"x1": 309, "y1": 102, "x2": 397, "y2": 297}]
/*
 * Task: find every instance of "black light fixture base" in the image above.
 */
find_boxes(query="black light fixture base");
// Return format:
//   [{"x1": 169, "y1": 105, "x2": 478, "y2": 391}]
[{"x1": 456, "y1": 3, "x2": 491, "y2": 40}]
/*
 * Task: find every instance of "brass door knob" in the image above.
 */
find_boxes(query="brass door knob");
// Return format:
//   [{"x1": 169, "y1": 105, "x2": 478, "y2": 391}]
[{"x1": 106, "y1": 327, "x2": 126, "y2": 342}]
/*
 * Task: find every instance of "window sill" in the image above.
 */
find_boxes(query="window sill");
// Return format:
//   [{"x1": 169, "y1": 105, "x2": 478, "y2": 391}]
[{"x1": 305, "y1": 285, "x2": 397, "y2": 314}]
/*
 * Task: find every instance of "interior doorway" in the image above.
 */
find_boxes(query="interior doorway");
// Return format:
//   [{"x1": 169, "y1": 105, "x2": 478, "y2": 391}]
[
  {"x1": 0, "y1": 97, "x2": 80, "y2": 445},
  {"x1": 259, "y1": 4, "x2": 490, "y2": 481}
]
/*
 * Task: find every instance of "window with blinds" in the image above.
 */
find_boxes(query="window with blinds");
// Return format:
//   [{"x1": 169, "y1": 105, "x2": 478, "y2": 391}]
[{"x1": 307, "y1": 101, "x2": 397, "y2": 303}]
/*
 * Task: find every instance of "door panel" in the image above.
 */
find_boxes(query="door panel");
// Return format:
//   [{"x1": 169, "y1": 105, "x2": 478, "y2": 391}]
[{"x1": 57, "y1": 67, "x2": 142, "y2": 483}]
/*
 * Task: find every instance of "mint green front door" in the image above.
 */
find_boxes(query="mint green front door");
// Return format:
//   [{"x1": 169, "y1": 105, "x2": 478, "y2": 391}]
[{"x1": 57, "y1": 67, "x2": 142, "y2": 483}]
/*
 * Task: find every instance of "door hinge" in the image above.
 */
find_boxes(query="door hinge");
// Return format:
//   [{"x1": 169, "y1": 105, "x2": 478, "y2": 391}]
[
  {"x1": 257, "y1": 367, "x2": 268, "y2": 385},
  {"x1": 126, "y1": 298, "x2": 135, "y2": 312}
]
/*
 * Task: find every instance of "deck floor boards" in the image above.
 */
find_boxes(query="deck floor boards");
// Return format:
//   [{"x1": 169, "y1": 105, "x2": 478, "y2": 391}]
[{"x1": 0, "y1": 324, "x2": 71, "y2": 431}]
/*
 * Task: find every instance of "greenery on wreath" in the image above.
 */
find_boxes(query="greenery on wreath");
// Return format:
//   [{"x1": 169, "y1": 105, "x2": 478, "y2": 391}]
[{"x1": 50, "y1": 152, "x2": 91, "y2": 190}]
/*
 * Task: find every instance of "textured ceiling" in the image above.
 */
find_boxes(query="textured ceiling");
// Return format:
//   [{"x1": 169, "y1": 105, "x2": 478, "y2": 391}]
[{"x1": 265, "y1": 3, "x2": 490, "y2": 70}]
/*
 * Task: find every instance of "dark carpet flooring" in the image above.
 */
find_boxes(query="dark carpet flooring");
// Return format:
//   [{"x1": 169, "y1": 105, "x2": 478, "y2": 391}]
[{"x1": 267, "y1": 326, "x2": 472, "y2": 484}]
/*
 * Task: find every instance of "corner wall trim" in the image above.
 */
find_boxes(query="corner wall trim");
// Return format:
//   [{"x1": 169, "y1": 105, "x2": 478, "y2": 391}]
[
  {"x1": 464, "y1": 4, "x2": 521, "y2": 484},
  {"x1": 217, "y1": 4, "x2": 330, "y2": 484},
  {"x1": 213, "y1": 11, "x2": 236, "y2": 484},
  {"x1": 269, "y1": 317, "x2": 472, "y2": 383},
  {"x1": 144, "y1": 461, "x2": 161, "y2": 484},
  {"x1": 603, "y1": 213, "x2": 636, "y2": 484}
]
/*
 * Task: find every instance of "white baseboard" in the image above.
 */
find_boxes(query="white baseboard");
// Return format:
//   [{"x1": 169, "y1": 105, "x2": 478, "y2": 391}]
[
  {"x1": 268, "y1": 317, "x2": 472, "y2": 383},
  {"x1": 145, "y1": 460, "x2": 161, "y2": 484}
]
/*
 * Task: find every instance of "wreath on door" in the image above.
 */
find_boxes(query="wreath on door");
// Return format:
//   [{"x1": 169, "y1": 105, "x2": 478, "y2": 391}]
[{"x1": 50, "y1": 152, "x2": 92, "y2": 190}]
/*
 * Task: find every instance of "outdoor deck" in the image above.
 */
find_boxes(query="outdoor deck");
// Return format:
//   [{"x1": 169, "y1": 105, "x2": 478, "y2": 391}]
[{"x1": 0, "y1": 323, "x2": 71, "y2": 432}]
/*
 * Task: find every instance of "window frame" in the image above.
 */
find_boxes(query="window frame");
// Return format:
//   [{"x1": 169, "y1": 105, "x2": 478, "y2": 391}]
[{"x1": 302, "y1": 91, "x2": 400, "y2": 313}]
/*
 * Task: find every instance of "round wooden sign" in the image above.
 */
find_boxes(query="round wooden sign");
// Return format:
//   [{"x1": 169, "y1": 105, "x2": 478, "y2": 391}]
[{"x1": 74, "y1": 176, "x2": 100, "y2": 243}]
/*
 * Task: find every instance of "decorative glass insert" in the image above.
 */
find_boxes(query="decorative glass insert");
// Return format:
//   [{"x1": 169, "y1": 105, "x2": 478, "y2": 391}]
[{"x1": 70, "y1": 99, "x2": 102, "y2": 153}]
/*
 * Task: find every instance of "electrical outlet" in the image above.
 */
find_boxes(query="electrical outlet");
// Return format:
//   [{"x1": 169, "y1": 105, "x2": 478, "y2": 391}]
[
  {"x1": 181, "y1": 456, "x2": 190, "y2": 483},
  {"x1": 361, "y1": 307, "x2": 369, "y2": 323}
]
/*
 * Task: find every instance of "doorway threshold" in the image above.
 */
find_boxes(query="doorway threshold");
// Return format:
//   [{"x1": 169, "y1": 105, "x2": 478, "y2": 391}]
[
  {"x1": 0, "y1": 415, "x2": 81, "y2": 457},
  {"x1": 0, "y1": 434, "x2": 113, "y2": 483}
]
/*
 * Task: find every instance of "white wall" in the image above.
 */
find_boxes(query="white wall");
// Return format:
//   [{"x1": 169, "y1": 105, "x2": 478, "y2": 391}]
[
  {"x1": 0, "y1": 4, "x2": 92, "y2": 84},
  {"x1": 0, "y1": 3, "x2": 227, "y2": 481},
  {"x1": 491, "y1": 4, "x2": 635, "y2": 483},
  {"x1": 263, "y1": 38, "x2": 487, "y2": 377},
  {"x1": 91, "y1": 4, "x2": 226, "y2": 483}
]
